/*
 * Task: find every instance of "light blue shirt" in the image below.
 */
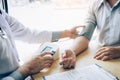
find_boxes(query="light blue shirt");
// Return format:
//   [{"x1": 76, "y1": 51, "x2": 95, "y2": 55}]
[
  {"x1": 80, "y1": 0, "x2": 120, "y2": 46},
  {"x1": 0, "y1": 10, "x2": 60, "y2": 80}
]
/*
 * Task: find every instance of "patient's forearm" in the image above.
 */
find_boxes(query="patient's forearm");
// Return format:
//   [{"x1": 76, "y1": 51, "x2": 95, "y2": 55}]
[{"x1": 71, "y1": 36, "x2": 89, "y2": 56}]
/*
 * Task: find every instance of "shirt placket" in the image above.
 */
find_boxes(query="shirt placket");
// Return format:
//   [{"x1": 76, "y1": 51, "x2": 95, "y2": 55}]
[
  {"x1": 108, "y1": 12, "x2": 114, "y2": 45},
  {"x1": 103, "y1": 2, "x2": 111, "y2": 45},
  {"x1": 108, "y1": 2, "x2": 120, "y2": 45}
]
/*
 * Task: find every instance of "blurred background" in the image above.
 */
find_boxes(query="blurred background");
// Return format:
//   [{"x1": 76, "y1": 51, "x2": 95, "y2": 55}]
[{"x1": 8, "y1": 0, "x2": 92, "y2": 30}]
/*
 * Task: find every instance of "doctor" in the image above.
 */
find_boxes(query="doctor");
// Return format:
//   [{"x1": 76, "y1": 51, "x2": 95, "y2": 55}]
[{"x1": 0, "y1": 9, "x2": 79, "y2": 80}]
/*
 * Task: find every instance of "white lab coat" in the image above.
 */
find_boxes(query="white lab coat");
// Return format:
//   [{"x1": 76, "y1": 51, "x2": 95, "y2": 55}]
[{"x1": 0, "y1": 10, "x2": 52, "y2": 79}]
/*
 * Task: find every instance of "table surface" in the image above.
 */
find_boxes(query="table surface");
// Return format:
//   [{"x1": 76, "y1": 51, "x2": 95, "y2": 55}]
[{"x1": 32, "y1": 39, "x2": 120, "y2": 80}]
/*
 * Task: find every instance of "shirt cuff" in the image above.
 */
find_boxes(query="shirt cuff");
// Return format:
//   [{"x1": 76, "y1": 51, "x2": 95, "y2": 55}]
[
  {"x1": 9, "y1": 70, "x2": 24, "y2": 80},
  {"x1": 52, "y1": 31, "x2": 61, "y2": 42}
]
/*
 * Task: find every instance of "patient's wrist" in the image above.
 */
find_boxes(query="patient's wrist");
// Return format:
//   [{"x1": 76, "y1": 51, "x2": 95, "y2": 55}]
[{"x1": 68, "y1": 49, "x2": 77, "y2": 56}]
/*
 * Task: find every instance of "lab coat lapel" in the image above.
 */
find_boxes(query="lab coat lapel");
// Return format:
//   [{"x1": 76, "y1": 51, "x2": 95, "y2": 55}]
[{"x1": 0, "y1": 14, "x2": 19, "y2": 61}]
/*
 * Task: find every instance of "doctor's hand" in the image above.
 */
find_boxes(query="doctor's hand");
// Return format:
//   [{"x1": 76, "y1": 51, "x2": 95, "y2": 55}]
[
  {"x1": 94, "y1": 46, "x2": 120, "y2": 61},
  {"x1": 59, "y1": 49, "x2": 76, "y2": 69},
  {"x1": 18, "y1": 52, "x2": 54, "y2": 78},
  {"x1": 60, "y1": 26, "x2": 83, "y2": 39}
]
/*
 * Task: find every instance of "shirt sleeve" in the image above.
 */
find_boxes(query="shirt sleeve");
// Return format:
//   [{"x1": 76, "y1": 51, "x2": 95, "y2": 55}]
[
  {"x1": 52, "y1": 31, "x2": 61, "y2": 42},
  {"x1": 79, "y1": 1, "x2": 97, "y2": 40},
  {"x1": 2, "y1": 10, "x2": 53, "y2": 43},
  {"x1": 3, "y1": 11, "x2": 62, "y2": 43},
  {"x1": 1, "y1": 10, "x2": 63, "y2": 43},
  {"x1": 1, "y1": 71, "x2": 24, "y2": 80}
]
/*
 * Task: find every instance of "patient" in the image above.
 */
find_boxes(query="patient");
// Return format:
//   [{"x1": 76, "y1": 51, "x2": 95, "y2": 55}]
[{"x1": 60, "y1": 0, "x2": 120, "y2": 69}]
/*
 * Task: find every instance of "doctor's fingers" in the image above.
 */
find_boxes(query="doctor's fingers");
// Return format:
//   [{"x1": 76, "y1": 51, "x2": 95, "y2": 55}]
[
  {"x1": 70, "y1": 26, "x2": 83, "y2": 33},
  {"x1": 39, "y1": 62, "x2": 53, "y2": 69},
  {"x1": 41, "y1": 53, "x2": 53, "y2": 61},
  {"x1": 40, "y1": 60, "x2": 53, "y2": 68},
  {"x1": 42, "y1": 58, "x2": 54, "y2": 64},
  {"x1": 70, "y1": 34, "x2": 78, "y2": 39},
  {"x1": 40, "y1": 52, "x2": 52, "y2": 57}
]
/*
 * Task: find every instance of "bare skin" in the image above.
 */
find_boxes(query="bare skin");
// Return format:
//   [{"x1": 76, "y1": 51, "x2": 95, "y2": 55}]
[
  {"x1": 60, "y1": 35, "x2": 89, "y2": 69},
  {"x1": 107, "y1": 0, "x2": 118, "y2": 7},
  {"x1": 18, "y1": 52, "x2": 54, "y2": 78},
  {"x1": 60, "y1": 26, "x2": 80, "y2": 39},
  {"x1": 94, "y1": 46, "x2": 120, "y2": 61}
]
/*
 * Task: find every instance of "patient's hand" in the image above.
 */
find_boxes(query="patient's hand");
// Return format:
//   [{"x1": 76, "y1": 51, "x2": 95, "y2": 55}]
[
  {"x1": 94, "y1": 46, "x2": 120, "y2": 61},
  {"x1": 59, "y1": 49, "x2": 76, "y2": 69}
]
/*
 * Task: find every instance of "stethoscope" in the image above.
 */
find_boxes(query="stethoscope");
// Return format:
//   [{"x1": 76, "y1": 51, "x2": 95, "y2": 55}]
[
  {"x1": 0, "y1": 10, "x2": 20, "y2": 60},
  {"x1": 0, "y1": 10, "x2": 1, "y2": 14},
  {"x1": 0, "y1": 11, "x2": 5, "y2": 38},
  {"x1": 0, "y1": 11, "x2": 7, "y2": 39},
  {"x1": 0, "y1": 27, "x2": 7, "y2": 39}
]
